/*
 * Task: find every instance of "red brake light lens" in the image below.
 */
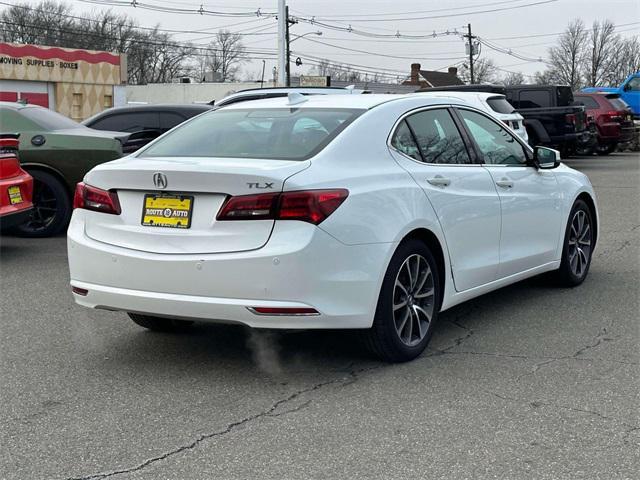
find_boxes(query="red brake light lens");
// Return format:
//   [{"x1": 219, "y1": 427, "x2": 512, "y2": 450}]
[
  {"x1": 216, "y1": 189, "x2": 348, "y2": 225},
  {"x1": 216, "y1": 192, "x2": 279, "y2": 220},
  {"x1": 73, "y1": 182, "x2": 121, "y2": 215},
  {"x1": 278, "y1": 189, "x2": 348, "y2": 225}
]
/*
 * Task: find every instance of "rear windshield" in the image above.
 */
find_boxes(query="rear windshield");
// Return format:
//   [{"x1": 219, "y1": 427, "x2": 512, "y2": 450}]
[
  {"x1": 486, "y1": 96, "x2": 516, "y2": 114},
  {"x1": 20, "y1": 107, "x2": 82, "y2": 130},
  {"x1": 139, "y1": 108, "x2": 364, "y2": 160},
  {"x1": 607, "y1": 96, "x2": 629, "y2": 111}
]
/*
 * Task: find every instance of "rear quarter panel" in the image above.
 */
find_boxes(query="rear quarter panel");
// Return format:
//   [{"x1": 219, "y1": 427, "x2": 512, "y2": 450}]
[{"x1": 18, "y1": 131, "x2": 122, "y2": 191}]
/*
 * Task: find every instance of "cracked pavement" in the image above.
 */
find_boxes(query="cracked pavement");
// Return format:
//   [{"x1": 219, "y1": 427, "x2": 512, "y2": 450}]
[{"x1": 1, "y1": 152, "x2": 638, "y2": 479}]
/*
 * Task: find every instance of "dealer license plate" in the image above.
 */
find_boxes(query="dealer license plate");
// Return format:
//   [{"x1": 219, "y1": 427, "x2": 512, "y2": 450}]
[
  {"x1": 141, "y1": 194, "x2": 193, "y2": 229},
  {"x1": 8, "y1": 185, "x2": 23, "y2": 205}
]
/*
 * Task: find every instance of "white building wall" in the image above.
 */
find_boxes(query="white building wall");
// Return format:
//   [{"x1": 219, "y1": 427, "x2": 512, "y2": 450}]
[{"x1": 126, "y1": 82, "x2": 263, "y2": 105}]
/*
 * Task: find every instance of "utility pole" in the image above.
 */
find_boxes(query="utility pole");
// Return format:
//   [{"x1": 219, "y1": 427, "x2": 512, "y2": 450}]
[
  {"x1": 277, "y1": 0, "x2": 286, "y2": 86},
  {"x1": 464, "y1": 23, "x2": 476, "y2": 84},
  {"x1": 285, "y1": 5, "x2": 291, "y2": 87}
]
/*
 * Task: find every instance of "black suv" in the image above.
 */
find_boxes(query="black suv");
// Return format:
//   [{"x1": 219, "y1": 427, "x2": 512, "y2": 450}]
[{"x1": 83, "y1": 104, "x2": 212, "y2": 153}]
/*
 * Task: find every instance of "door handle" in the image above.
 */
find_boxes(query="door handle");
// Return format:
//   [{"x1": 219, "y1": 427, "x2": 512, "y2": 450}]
[
  {"x1": 427, "y1": 175, "x2": 451, "y2": 187},
  {"x1": 495, "y1": 178, "x2": 514, "y2": 189}
]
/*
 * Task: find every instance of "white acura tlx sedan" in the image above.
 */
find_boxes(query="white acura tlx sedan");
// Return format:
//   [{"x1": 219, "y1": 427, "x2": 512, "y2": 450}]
[{"x1": 68, "y1": 93, "x2": 598, "y2": 362}]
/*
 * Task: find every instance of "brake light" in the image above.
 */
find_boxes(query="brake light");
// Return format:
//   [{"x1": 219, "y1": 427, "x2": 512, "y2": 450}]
[
  {"x1": 603, "y1": 110, "x2": 623, "y2": 122},
  {"x1": 216, "y1": 189, "x2": 348, "y2": 225},
  {"x1": 73, "y1": 182, "x2": 121, "y2": 215},
  {"x1": 0, "y1": 155, "x2": 23, "y2": 179}
]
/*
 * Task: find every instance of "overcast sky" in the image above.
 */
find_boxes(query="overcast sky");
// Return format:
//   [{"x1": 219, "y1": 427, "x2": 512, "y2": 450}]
[{"x1": 11, "y1": 0, "x2": 640, "y2": 82}]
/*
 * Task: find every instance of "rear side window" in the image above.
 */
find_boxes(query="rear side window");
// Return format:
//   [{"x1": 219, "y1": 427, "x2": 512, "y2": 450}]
[
  {"x1": 518, "y1": 90, "x2": 551, "y2": 108},
  {"x1": 391, "y1": 120, "x2": 421, "y2": 161},
  {"x1": 403, "y1": 109, "x2": 471, "y2": 164},
  {"x1": 139, "y1": 108, "x2": 363, "y2": 160},
  {"x1": 90, "y1": 112, "x2": 160, "y2": 132},
  {"x1": 574, "y1": 96, "x2": 600, "y2": 109},
  {"x1": 556, "y1": 87, "x2": 573, "y2": 106},
  {"x1": 487, "y1": 96, "x2": 516, "y2": 114}
]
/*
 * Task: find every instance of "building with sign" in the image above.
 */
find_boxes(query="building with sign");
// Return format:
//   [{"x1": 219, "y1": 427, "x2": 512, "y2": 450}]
[{"x1": 0, "y1": 42, "x2": 127, "y2": 121}]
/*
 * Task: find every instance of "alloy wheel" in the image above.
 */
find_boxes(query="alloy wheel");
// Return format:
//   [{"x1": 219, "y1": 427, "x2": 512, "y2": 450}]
[
  {"x1": 393, "y1": 254, "x2": 435, "y2": 347},
  {"x1": 568, "y1": 210, "x2": 592, "y2": 278},
  {"x1": 23, "y1": 179, "x2": 58, "y2": 233}
]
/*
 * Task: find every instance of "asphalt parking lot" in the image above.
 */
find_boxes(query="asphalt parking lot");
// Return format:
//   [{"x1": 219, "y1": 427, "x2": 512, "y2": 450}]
[{"x1": 1, "y1": 152, "x2": 638, "y2": 480}]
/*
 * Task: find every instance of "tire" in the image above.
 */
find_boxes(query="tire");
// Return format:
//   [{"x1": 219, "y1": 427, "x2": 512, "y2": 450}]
[
  {"x1": 554, "y1": 199, "x2": 594, "y2": 287},
  {"x1": 363, "y1": 239, "x2": 441, "y2": 363},
  {"x1": 595, "y1": 143, "x2": 616, "y2": 156},
  {"x1": 13, "y1": 170, "x2": 71, "y2": 237},
  {"x1": 128, "y1": 313, "x2": 194, "y2": 332},
  {"x1": 575, "y1": 143, "x2": 594, "y2": 156}
]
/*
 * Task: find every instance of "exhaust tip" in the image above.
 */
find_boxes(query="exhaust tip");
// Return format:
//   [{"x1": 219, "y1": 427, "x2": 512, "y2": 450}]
[{"x1": 71, "y1": 286, "x2": 88, "y2": 296}]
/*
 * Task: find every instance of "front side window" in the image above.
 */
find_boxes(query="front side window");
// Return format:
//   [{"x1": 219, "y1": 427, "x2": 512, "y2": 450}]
[
  {"x1": 403, "y1": 109, "x2": 471, "y2": 164},
  {"x1": 458, "y1": 109, "x2": 527, "y2": 165},
  {"x1": 139, "y1": 108, "x2": 363, "y2": 161}
]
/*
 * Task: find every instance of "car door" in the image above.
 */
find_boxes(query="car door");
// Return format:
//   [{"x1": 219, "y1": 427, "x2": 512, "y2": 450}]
[
  {"x1": 388, "y1": 107, "x2": 501, "y2": 292},
  {"x1": 455, "y1": 107, "x2": 563, "y2": 278}
]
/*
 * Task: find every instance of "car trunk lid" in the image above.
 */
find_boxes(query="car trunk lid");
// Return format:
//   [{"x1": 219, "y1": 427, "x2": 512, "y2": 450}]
[{"x1": 83, "y1": 156, "x2": 309, "y2": 254}]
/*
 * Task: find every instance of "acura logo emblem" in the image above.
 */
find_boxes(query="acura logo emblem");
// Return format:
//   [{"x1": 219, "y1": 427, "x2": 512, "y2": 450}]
[{"x1": 153, "y1": 172, "x2": 168, "y2": 189}]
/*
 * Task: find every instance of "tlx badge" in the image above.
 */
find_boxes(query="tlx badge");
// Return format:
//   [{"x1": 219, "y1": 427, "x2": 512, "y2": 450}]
[{"x1": 247, "y1": 182, "x2": 274, "y2": 189}]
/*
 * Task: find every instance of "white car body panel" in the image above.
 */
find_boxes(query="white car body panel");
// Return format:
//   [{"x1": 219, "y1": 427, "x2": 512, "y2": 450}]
[{"x1": 68, "y1": 94, "x2": 598, "y2": 329}]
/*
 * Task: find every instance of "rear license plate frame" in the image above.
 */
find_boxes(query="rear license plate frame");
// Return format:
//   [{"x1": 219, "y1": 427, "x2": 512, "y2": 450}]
[{"x1": 141, "y1": 193, "x2": 194, "y2": 229}]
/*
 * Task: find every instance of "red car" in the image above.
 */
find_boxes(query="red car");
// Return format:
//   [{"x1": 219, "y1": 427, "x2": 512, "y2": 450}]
[
  {"x1": 0, "y1": 134, "x2": 33, "y2": 229},
  {"x1": 573, "y1": 92, "x2": 635, "y2": 155}
]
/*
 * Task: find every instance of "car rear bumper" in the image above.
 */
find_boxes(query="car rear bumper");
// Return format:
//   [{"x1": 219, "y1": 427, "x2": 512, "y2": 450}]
[
  {"x1": 67, "y1": 210, "x2": 393, "y2": 329},
  {"x1": 0, "y1": 204, "x2": 33, "y2": 229}
]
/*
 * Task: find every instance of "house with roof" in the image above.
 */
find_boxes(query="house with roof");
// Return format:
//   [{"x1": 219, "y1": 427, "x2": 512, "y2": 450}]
[{"x1": 403, "y1": 63, "x2": 464, "y2": 88}]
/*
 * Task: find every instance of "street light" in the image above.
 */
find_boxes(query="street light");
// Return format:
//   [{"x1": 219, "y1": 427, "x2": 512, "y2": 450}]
[{"x1": 287, "y1": 31, "x2": 322, "y2": 86}]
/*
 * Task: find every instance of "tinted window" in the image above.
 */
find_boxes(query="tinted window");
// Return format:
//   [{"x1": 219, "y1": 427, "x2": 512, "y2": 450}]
[
  {"x1": 159, "y1": 112, "x2": 187, "y2": 130},
  {"x1": 90, "y1": 112, "x2": 160, "y2": 132},
  {"x1": 574, "y1": 96, "x2": 600, "y2": 109},
  {"x1": 391, "y1": 120, "x2": 421, "y2": 161},
  {"x1": 487, "y1": 96, "x2": 516, "y2": 114},
  {"x1": 20, "y1": 107, "x2": 81, "y2": 130},
  {"x1": 556, "y1": 87, "x2": 573, "y2": 106},
  {"x1": 626, "y1": 77, "x2": 640, "y2": 91},
  {"x1": 139, "y1": 108, "x2": 363, "y2": 161},
  {"x1": 518, "y1": 90, "x2": 551, "y2": 108},
  {"x1": 458, "y1": 109, "x2": 527, "y2": 165},
  {"x1": 404, "y1": 109, "x2": 471, "y2": 164},
  {"x1": 607, "y1": 97, "x2": 630, "y2": 110}
]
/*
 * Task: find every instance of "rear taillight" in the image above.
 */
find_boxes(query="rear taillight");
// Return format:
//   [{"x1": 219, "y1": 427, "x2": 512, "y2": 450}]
[
  {"x1": 73, "y1": 182, "x2": 121, "y2": 215},
  {"x1": 602, "y1": 110, "x2": 623, "y2": 122},
  {"x1": 248, "y1": 306, "x2": 319, "y2": 316},
  {"x1": 0, "y1": 155, "x2": 23, "y2": 179},
  {"x1": 216, "y1": 189, "x2": 348, "y2": 225}
]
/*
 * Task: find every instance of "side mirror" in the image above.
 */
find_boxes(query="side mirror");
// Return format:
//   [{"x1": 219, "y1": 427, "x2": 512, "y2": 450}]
[{"x1": 533, "y1": 146, "x2": 560, "y2": 169}]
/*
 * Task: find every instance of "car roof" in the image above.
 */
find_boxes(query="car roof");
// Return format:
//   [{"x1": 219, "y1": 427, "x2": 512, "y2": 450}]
[
  {"x1": 0, "y1": 101, "x2": 41, "y2": 110},
  {"x1": 219, "y1": 93, "x2": 469, "y2": 110},
  {"x1": 92, "y1": 104, "x2": 212, "y2": 114},
  {"x1": 417, "y1": 91, "x2": 506, "y2": 101}
]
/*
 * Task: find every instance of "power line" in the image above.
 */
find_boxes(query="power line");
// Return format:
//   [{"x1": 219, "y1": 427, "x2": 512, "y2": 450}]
[{"x1": 295, "y1": 0, "x2": 559, "y2": 23}]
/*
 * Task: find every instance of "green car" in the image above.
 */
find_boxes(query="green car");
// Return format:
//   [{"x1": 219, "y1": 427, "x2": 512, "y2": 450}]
[{"x1": 0, "y1": 102, "x2": 127, "y2": 237}]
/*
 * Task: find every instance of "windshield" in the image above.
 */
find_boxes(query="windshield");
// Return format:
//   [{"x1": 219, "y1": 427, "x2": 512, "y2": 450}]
[
  {"x1": 486, "y1": 96, "x2": 516, "y2": 114},
  {"x1": 139, "y1": 108, "x2": 364, "y2": 160},
  {"x1": 20, "y1": 107, "x2": 82, "y2": 130}
]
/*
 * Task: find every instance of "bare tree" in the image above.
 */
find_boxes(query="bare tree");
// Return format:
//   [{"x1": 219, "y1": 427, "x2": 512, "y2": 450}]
[
  {"x1": 604, "y1": 36, "x2": 640, "y2": 85},
  {"x1": 199, "y1": 30, "x2": 246, "y2": 82},
  {"x1": 533, "y1": 69, "x2": 560, "y2": 85},
  {"x1": 584, "y1": 20, "x2": 619, "y2": 86},
  {"x1": 312, "y1": 59, "x2": 363, "y2": 82},
  {"x1": 499, "y1": 71, "x2": 526, "y2": 86},
  {"x1": 458, "y1": 58, "x2": 498, "y2": 84},
  {"x1": 547, "y1": 19, "x2": 588, "y2": 90}
]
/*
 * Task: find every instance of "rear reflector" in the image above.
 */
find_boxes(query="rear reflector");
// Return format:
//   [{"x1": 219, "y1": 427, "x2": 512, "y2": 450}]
[
  {"x1": 71, "y1": 286, "x2": 88, "y2": 296},
  {"x1": 73, "y1": 182, "x2": 121, "y2": 215},
  {"x1": 248, "y1": 307, "x2": 319, "y2": 316},
  {"x1": 217, "y1": 189, "x2": 348, "y2": 225}
]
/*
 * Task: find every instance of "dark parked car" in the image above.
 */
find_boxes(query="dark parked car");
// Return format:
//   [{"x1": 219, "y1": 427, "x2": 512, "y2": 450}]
[
  {"x1": 573, "y1": 92, "x2": 636, "y2": 155},
  {"x1": 418, "y1": 84, "x2": 594, "y2": 156},
  {"x1": 0, "y1": 102, "x2": 127, "y2": 237},
  {"x1": 83, "y1": 104, "x2": 212, "y2": 153}
]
